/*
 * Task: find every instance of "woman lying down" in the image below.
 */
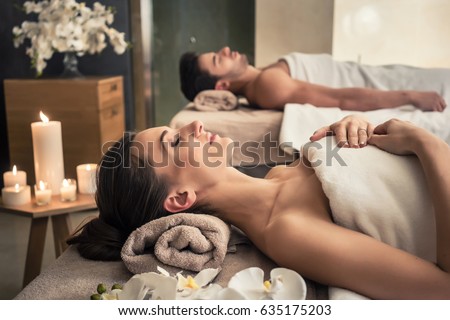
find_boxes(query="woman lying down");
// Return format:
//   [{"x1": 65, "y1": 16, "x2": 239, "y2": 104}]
[{"x1": 68, "y1": 115, "x2": 450, "y2": 299}]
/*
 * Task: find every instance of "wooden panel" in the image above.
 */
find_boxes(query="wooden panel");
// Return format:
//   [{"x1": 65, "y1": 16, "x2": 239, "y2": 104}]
[{"x1": 4, "y1": 77, "x2": 125, "y2": 184}]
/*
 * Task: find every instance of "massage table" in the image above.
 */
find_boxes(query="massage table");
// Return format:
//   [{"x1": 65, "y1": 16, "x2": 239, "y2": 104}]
[{"x1": 15, "y1": 243, "x2": 327, "y2": 300}]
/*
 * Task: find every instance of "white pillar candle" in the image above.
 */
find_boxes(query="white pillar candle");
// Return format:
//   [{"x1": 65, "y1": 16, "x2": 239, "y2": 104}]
[
  {"x1": 3, "y1": 165, "x2": 27, "y2": 187},
  {"x1": 76, "y1": 164, "x2": 97, "y2": 194},
  {"x1": 60, "y1": 179, "x2": 77, "y2": 202},
  {"x1": 34, "y1": 181, "x2": 52, "y2": 206},
  {"x1": 31, "y1": 111, "x2": 65, "y2": 195},
  {"x1": 1, "y1": 184, "x2": 31, "y2": 206}
]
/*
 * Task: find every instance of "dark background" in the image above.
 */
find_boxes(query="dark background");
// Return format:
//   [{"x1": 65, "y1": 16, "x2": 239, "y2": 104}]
[{"x1": 0, "y1": 0, "x2": 134, "y2": 189}]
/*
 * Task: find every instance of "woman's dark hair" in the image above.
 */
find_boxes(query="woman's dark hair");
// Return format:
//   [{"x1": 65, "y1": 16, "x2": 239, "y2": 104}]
[
  {"x1": 179, "y1": 52, "x2": 218, "y2": 101},
  {"x1": 67, "y1": 133, "x2": 170, "y2": 260}
]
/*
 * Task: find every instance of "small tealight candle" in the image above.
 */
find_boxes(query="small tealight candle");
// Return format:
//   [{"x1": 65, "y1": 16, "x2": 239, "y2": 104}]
[
  {"x1": 60, "y1": 179, "x2": 77, "y2": 202},
  {"x1": 76, "y1": 164, "x2": 97, "y2": 194},
  {"x1": 34, "y1": 181, "x2": 52, "y2": 206},
  {"x1": 3, "y1": 165, "x2": 27, "y2": 187},
  {"x1": 1, "y1": 183, "x2": 31, "y2": 206}
]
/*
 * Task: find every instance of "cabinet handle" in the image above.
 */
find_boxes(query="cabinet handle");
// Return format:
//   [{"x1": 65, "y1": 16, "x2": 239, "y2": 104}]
[
  {"x1": 102, "y1": 105, "x2": 120, "y2": 119},
  {"x1": 110, "y1": 84, "x2": 118, "y2": 91}
]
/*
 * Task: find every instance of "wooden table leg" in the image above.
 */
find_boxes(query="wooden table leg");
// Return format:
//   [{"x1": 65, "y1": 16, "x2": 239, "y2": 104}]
[
  {"x1": 51, "y1": 214, "x2": 72, "y2": 257},
  {"x1": 23, "y1": 217, "x2": 48, "y2": 288}
]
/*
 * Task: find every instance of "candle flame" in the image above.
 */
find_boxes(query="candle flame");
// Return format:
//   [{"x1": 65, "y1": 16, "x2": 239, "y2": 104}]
[
  {"x1": 40, "y1": 111, "x2": 49, "y2": 123},
  {"x1": 12, "y1": 165, "x2": 17, "y2": 175},
  {"x1": 86, "y1": 164, "x2": 91, "y2": 171},
  {"x1": 14, "y1": 184, "x2": 20, "y2": 191},
  {"x1": 39, "y1": 180, "x2": 46, "y2": 191},
  {"x1": 62, "y1": 179, "x2": 69, "y2": 187}
]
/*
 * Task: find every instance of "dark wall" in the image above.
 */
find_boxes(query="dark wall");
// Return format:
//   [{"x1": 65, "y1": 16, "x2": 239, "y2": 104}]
[{"x1": 0, "y1": 0, "x2": 134, "y2": 188}]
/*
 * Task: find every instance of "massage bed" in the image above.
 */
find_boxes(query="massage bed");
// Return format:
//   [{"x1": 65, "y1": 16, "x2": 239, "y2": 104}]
[
  {"x1": 15, "y1": 235, "x2": 327, "y2": 300},
  {"x1": 15, "y1": 54, "x2": 450, "y2": 300}
]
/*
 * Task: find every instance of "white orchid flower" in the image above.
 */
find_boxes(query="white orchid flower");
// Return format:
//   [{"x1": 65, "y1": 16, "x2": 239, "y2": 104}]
[
  {"x1": 13, "y1": 0, "x2": 128, "y2": 76},
  {"x1": 227, "y1": 267, "x2": 307, "y2": 300},
  {"x1": 118, "y1": 271, "x2": 177, "y2": 300},
  {"x1": 175, "y1": 268, "x2": 221, "y2": 300}
]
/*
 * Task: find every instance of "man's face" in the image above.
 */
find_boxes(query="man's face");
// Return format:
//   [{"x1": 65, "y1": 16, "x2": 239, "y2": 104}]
[{"x1": 197, "y1": 46, "x2": 249, "y2": 80}]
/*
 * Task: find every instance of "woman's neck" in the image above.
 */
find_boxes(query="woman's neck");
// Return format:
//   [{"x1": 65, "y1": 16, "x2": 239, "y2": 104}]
[{"x1": 196, "y1": 168, "x2": 281, "y2": 232}]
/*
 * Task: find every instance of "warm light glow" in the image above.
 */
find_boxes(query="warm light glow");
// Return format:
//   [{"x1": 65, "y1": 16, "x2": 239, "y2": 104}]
[
  {"x1": 14, "y1": 184, "x2": 20, "y2": 191},
  {"x1": 39, "y1": 111, "x2": 49, "y2": 123},
  {"x1": 12, "y1": 165, "x2": 17, "y2": 175},
  {"x1": 39, "y1": 180, "x2": 46, "y2": 191},
  {"x1": 62, "y1": 179, "x2": 69, "y2": 187},
  {"x1": 86, "y1": 164, "x2": 91, "y2": 171}
]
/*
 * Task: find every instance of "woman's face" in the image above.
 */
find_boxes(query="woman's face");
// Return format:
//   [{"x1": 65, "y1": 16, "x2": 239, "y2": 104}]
[{"x1": 134, "y1": 121, "x2": 234, "y2": 186}]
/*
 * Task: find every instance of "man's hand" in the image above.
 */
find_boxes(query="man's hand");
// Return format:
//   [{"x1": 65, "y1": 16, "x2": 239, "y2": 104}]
[
  {"x1": 410, "y1": 91, "x2": 447, "y2": 112},
  {"x1": 310, "y1": 115, "x2": 374, "y2": 148}
]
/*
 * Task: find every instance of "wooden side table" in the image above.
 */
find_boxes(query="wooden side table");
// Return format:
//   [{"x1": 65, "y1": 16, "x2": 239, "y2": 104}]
[{"x1": 0, "y1": 194, "x2": 97, "y2": 287}]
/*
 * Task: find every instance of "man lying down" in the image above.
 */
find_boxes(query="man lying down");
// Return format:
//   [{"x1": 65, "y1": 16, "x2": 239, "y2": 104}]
[
  {"x1": 179, "y1": 47, "x2": 448, "y2": 112},
  {"x1": 68, "y1": 114, "x2": 450, "y2": 299}
]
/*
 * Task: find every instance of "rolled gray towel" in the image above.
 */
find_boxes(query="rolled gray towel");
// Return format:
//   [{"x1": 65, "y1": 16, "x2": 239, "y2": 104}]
[
  {"x1": 193, "y1": 90, "x2": 239, "y2": 111},
  {"x1": 121, "y1": 213, "x2": 231, "y2": 273}
]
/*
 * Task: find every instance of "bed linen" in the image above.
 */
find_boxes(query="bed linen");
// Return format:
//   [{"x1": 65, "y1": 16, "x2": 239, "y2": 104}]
[{"x1": 305, "y1": 136, "x2": 435, "y2": 299}]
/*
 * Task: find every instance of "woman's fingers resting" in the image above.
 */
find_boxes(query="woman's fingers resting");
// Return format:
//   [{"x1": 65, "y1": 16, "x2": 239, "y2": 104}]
[{"x1": 310, "y1": 115, "x2": 374, "y2": 148}]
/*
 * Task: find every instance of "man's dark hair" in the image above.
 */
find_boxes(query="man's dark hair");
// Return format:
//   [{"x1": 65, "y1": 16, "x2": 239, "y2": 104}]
[{"x1": 179, "y1": 52, "x2": 218, "y2": 101}]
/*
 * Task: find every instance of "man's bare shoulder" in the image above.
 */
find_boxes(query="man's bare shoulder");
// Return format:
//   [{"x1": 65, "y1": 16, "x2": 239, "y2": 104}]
[{"x1": 261, "y1": 59, "x2": 291, "y2": 75}]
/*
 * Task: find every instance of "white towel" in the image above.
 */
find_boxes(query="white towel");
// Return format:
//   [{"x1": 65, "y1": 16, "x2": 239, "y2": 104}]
[
  {"x1": 304, "y1": 136, "x2": 436, "y2": 299},
  {"x1": 279, "y1": 53, "x2": 450, "y2": 154},
  {"x1": 280, "y1": 52, "x2": 450, "y2": 92}
]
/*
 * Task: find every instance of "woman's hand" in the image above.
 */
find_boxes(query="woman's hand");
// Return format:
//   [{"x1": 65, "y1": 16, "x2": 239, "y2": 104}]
[
  {"x1": 368, "y1": 119, "x2": 432, "y2": 155},
  {"x1": 310, "y1": 115, "x2": 374, "y2": 148}
]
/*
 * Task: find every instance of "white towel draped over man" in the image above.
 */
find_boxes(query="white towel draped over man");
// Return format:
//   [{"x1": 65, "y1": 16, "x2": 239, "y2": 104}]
[{"x1": 179, "y1": 47, "x2": 448, "y2": 112}]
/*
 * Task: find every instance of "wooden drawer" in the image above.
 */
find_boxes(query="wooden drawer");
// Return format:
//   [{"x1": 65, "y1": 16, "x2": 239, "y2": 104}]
[{"x1": 98, "y1": 77, "x2": 123, "y2": 109}]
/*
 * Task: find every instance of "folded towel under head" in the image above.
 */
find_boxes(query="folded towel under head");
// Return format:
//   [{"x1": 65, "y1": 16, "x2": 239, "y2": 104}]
[
  {"x1": 121, "y1": 213, "x2": 231, "y2": 274},
  {"x1": 193, "y1": 90, "x2": 239, "y2": 111}
]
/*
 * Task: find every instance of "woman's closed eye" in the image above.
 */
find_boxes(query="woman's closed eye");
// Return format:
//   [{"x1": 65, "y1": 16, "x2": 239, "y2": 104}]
[{"x1": 171, "y1": 134, "x2": 180, "y2": 147}]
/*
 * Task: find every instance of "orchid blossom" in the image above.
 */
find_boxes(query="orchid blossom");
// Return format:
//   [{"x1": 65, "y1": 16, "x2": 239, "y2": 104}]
[
  {"x1": 97, "y1": 266, "x2": 307, "y2": 300},
  {"x1": 226, "y1": 267, "x2": 307, "y2": 300},
  {"x1": 12, "y1": 0, "x2": 128, "y2": 76}
]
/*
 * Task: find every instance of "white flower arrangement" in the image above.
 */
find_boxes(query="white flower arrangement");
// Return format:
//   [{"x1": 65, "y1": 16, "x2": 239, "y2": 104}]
[
  {"x1": 12, "y1": 0, "x2": 128, "y2": 76},
  {"x1": 90, "y1": 266, "x2": 307, "y2": 300}
]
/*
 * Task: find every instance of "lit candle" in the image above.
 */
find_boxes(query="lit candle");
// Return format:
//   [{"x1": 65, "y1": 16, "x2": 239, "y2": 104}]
[
  {"x1": 3, "y1": 165, "x2": 27, "y2": 187},
  {"x1": 1, "y1": 183, "x2": 31, "y2": 206},
  {"x1": 34, "y1": 180, "x2": 52, "y2": 206},
  {"x1": 60, "y1": 179, "x2": 77, "y2": 202},
  {"x1": 31, "y1": 111, "x2": 65, "y2": 195},
  {"x1": 76, "y1": 164, "x2": 97, "y2": 194}
]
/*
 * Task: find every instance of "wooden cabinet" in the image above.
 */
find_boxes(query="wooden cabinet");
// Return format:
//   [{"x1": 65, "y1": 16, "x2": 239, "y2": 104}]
[{"x1": 4, "y1": 76, "x2": 125, "y2": 185}]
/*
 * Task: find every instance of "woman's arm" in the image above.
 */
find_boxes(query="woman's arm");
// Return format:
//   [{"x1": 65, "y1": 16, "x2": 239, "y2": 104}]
[
  {"x1": 369, "y1": 119, "x2": 450, "y2": 272},
  {"x1": 265, "y1": 213, "x2": 450, "y2": 299}
]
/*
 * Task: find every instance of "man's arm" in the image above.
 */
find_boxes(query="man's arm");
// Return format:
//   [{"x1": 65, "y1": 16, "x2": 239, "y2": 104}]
[{"x1": 253, "y1": 68, "x2": 446, "y2": 112}]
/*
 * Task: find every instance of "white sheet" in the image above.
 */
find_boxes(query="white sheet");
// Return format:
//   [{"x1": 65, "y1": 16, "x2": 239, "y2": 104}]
[
  {"x1": 280, "y1": 104, "x2": 450, "y2": 155},
  {"x1": 305, "y1": 137, "x2": 435, "y2": 300}
]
